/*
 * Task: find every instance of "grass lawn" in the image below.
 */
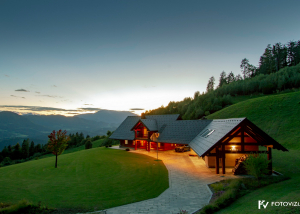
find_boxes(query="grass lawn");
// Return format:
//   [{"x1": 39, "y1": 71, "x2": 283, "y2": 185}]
[
  {"x1": 206, "y1": 91, "x2": 300, "y2": 213},
  {"x1": 38, "y1": 138, "x2": 105, "y2": 160},
  {"x1": 0, "y1": 147, "x2": 169, "y2": 211}
]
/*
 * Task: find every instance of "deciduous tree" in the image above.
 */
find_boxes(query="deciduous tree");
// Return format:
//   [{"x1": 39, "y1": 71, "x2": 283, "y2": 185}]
[{"x1": 48, "y1": 130, "x2": 70, "y2": 168}]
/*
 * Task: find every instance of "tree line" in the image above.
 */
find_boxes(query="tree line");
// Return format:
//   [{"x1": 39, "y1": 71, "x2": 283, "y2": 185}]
[
  {"x1": 144, "y1": 40, "x2": 300, "y2": 119},
  {"x1": 0, "y1": 131, "x2": 116, "y2": 167}
]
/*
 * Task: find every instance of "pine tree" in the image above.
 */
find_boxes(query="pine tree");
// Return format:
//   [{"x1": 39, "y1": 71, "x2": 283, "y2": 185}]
[
  {"x1": 29, "y1": 141, "x2": 35, "y2": 157},
  {"x1": 218, "y1": 71, "x2": 227, "y2": 87},
  {"x1": 206, "y1": 76, "x2": 215, "y2": 92},
  {"x1": 21, "y1": 139, "x2": 30, "y2": 159}
]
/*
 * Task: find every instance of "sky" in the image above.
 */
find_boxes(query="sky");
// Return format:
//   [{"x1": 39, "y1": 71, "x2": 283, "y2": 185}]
[{"x1": 1, "y1": 0, "x2": 300, "y2": 116}]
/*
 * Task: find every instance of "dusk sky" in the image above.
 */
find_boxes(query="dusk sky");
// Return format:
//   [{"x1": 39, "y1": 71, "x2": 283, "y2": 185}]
[{"x1": 1, "y1": 0, "x2": 299, "y2": 116}]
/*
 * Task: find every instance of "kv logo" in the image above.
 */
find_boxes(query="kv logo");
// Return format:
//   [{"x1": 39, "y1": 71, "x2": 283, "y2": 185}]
[{"x1": 258, "y1": 200, "x2": 269, "y2": 209}]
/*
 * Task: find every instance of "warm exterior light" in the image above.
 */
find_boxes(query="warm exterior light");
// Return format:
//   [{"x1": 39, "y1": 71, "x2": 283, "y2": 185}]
[{"x1": 231, "y1": 146, "x2": 237, "y2": 151}]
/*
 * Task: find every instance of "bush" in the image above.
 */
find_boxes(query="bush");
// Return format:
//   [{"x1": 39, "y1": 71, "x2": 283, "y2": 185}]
[
  {"x1": 1, "y1": 157, "x2": 12, "y2": 166},
  {"x1": 0, "y1": 199, "x2": 53, "y2": 214},
  {"x1": 85, "y1": 139, "x2": 93, "y2": 149},
  {"x1": 102, "y1": 138, "x2": 119, "y2": 147},
  {"x1": 126, "y1": 148, "x2": 130, "y2": 151},
  {"x1": 243, "y1": 154, "x2": 270, "y2": 180}
]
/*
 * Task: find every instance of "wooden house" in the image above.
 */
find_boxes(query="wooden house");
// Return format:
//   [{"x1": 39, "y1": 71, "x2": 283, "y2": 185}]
[{"x1": 110, "y1": 114, "x2": 288, "y2": 174}]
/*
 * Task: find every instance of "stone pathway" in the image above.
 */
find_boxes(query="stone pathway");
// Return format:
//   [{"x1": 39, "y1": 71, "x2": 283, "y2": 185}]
[{"x1": 99, "y1": 147, "x2": 238, "y2": 214}]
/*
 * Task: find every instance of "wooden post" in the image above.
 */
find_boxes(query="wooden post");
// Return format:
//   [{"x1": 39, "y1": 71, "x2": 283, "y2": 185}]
[
  {"x1": 267, "y1": 147, "x2": 272, "y2": 175},
  {"x1": 147, "y1": 132, "x2": 151, "y2": 151},
  {"x1": 216, "y1": 146, "x2": 219, "y2": 174},
  {"x1": 135, "y1": 141, "x2": 137, "y2": 150},
  {"x1": 222, "y1": 145, "x2": 226, "y2": 174},
  {"x1": 156, "y1": 142, "x2": 158, "y2": 160},
  {"x1": 241, "y1": 128, "x2": 245, "y2": 152}
]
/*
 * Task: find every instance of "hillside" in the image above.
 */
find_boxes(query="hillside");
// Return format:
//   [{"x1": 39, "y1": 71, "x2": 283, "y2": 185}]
[
  {"x1": 0, "y1": 147, "x2": 168, "y2": 211},
  {"x1": 205, "y1": 91, "x2": 300, "y2": 214},
  {"x1": 75, "y1": 110, "x2": 136, "y2": 125},
  {"x1": 0, "y1": 112, "x2": 49, "y2": 142},
  {"x1": 207, "y1": 91, "x2": 300, "y2": 150},
  {"x1": 0, "y1": 110, "x2": 136, "y2": 150}
]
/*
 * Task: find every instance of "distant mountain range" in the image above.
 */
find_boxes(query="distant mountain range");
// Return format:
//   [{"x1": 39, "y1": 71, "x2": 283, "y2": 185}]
[{"x1": 0, "y1": 110, "x2": 136, "y2": 150}]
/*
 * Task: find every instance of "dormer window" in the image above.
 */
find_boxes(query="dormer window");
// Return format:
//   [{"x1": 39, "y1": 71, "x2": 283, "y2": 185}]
[{"x1": 201, "y1": 129, "x2": 215, "y2": 138}]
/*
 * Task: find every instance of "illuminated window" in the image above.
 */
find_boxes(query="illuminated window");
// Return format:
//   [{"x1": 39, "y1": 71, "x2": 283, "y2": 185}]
[
  {"x1": 158, "y1": 143, "x2": 161, "y2": 147},
  {"x1": 125, "y1": 140, "x2": 128, "y2": 144},
  {"x1": 141, "y1": 141, "x2": 144, "y2": 146},
  {"x1": 143, "y1": 127, "x2": 147, "y2": 136},
  {"x1": 133, "y1": 141, "x2": 135, "y2": 145}
]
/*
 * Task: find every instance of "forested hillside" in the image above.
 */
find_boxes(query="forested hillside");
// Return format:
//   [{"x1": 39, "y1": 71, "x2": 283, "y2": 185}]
[{"x1": 144, "y1": 40, "x2": 300, "y2": 119}]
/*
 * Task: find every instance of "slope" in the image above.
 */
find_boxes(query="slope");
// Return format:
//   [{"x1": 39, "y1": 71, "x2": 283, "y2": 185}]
[
  {"x1": 75, "y1": 110, "x2": 137, "y2": 125},
  {"x1": 207, "y1": 91, "x2": 300, "y2": 150},
  {"x1": 206, "y1": 91, "x2": 300, "y2": 214},
  {"x1": 0, "y1": 147, "x2": 168, "y2": 211}
]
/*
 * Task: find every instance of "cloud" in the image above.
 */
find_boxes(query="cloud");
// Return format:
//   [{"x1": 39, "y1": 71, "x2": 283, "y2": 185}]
[
  {"x1": 78, "y1": 107, "x2": 101, "y2": 111},
  {"x1": 0, "y1": 105, "x2": 103, "y2": 116},
  {"x1": 15, "y1": 89, "x2": 30, "y2": 92},
  {"x1": 84, "y1": 104, "x2": 93, "y2": 106},
  {"x1": 0, "y1": 105, "x2": 70, "y2": 112},
  {"x1": 130, "y1": 108, "x2": 145, "y2": 110},
  {"x1": 10, "y1": 95, "x2": 25, "y2": 99},
  {"x1": 36, "y1": 95, "x2": 63, "y2": 98},
  {"x1": 35, "y1": 91, "x2": 40, "y2": 94}
]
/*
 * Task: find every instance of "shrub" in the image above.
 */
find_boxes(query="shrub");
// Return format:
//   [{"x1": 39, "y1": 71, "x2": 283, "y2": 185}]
[
  {"x1": 92, "y1": 135, "x2": 101, "y2": 141},
  {"x1": 85, "y1": 139, "x2": 93, "y2": 149},
  {"x1": 243, "y1": 154, "x2": 270, "y2": 180},
  {"x1": 0, "y1": 199, "x2": 53, "y2": 214},
  {"x1": 126, "y1": 148, "x2": 130, "y2": 151},
  {"x1": 102, "y1": 138, "x2": 119, "y2": 147},
  {"x1": 1, "y1": 157, "x2": 12, "y2": 166}
]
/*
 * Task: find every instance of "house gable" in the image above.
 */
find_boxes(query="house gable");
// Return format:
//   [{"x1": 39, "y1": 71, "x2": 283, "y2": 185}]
[{"x1": 189, "y1": 118, "x2": 288, "y2": 158}]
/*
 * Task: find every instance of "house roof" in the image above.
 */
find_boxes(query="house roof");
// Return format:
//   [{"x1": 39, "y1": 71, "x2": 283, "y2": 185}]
[
  {"x1": 140, "y1": 119, "x2": 158, "y2": 131},
  {"x1": 109, "y1": 116, "x2": 140, "y2": 140},
  {"x1": 189, "y1": 118, "x2": 288, "y2": 157},
  {"x1": 157, "y1": 120, "x2": 212, "y2": 144},
  {"x1": 145, "y1": 114, "x2": 180, "y2": 132},
  {"x1": 189, "y1": 118, "x2": 245, "y2": 157},
  {"x1": 110, "y1": 115, "x2": 288, "y2": 155}
]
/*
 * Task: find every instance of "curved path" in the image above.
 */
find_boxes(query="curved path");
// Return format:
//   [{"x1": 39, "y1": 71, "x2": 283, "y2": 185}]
[{"x1": 104, "y1": 147, "x2": 236, "y2": 214}]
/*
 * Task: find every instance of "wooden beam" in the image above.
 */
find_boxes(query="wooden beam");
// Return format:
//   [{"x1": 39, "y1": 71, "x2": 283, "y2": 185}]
[
  {"x1": 208, "y1": 151, "x2": 269, "y2": 156},
  {"x1": 222, "y1": 144, "x2": 225, "y2": 174},
  {"x1": 215, "y1": 146, "x2": 219, "y2": 174},
  {"x1": 268, "y1": 147, "x2": 272, "y2": 175},
  {"x1": 245, "y1": 125, "x2": 265, "y2": 142},
  {"x1": 225, "y1": 143, "x2": 267, "y2": 146},
  {"x1": 244, "y1": 126, "x2": 263, "y2": 143},
  {"x1": 222, "y1": 130, "x2": 242, "y2": 144},
  {"x1": 241, "y1": 126, "x2": 245, "y2": 152}
]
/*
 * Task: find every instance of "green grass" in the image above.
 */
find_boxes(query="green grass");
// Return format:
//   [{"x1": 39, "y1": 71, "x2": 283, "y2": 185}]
[
  {"x1": 206, "y1": 91, "x2": 300, "y2": 213},
  {"x1": 208, "y1": 91, "x2": 300, "y2": 150},
  {"x1": 38, "y1": 138, "x2": 106, "y2": 160},
  {"x1": 0, "y1": 147, "x2": 168, "y2": 211}
]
